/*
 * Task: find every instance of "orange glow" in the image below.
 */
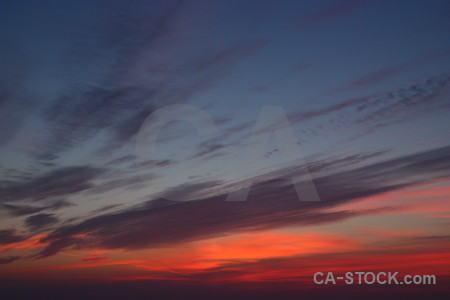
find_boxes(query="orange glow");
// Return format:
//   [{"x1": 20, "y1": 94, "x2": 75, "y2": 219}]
[
  {"x1": 1, "y1": 180, "x2": 449, "y2": 288},
  {"x1": 0, "y1": 234, "x2": 47, "y2": 251},
  {"x1": 194, "y1": 231, "x2": 359, "y2": 260}
]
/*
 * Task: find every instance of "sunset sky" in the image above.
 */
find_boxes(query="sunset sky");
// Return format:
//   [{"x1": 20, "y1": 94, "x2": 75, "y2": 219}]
[{"x1": 1, "y1": 0, "x2": 450, "y2": 298}]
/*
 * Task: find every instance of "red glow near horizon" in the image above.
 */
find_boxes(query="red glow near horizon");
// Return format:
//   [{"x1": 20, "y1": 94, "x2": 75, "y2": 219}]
[{"x1": 1, "y1": 181, "x2": 449, "y2": 290}]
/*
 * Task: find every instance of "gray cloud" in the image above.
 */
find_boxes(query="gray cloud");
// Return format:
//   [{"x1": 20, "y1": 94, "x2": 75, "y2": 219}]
[
  {"x1": 297, "y1": 0, "x2": 373, "y2": 28},
  {"x1": 0, "y1": 255, "x2": 21, "y2": 265},
  {"x1": 349, "y1": 49, "x2": 450, "y2": 88},
  {"x1": 0, "y1": 200, "x2": 74, "y2": 217},
  {"x1": 0, "y1": 229, "x2": 26, "y2": 245},
  {"x1": 33, "y1": 2, "x2": 268, "y2": 162},
  {"x1": 0, "y1": 166, "x2": 105, "y2": 202},
  {"x1": 288, "y1": 73, "x2": 450, "y2": 140},
  {"x1": 25, "y1": 213, "x2": 59, "y2": 232},
  {"x1": 0, "y1": 204, "x2": 46, "y2": 217},
  {"x1": 34, "y1": 145, "x2": 450, "y2": 258}
]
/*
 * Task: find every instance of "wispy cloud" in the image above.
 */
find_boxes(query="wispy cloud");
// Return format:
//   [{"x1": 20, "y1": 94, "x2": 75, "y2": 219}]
[
  {"x1": 289, "y1": 73, "x2": 450, "y2": 139},
  {"x1": 0, "y1": 166, "x2": 105, "y2": 203},
  {"x1": 0, "y1": 200, "x2": 73, "y2": 217},
  {"x1": 25, "y1": 213, "x2": 59, "y2": 232},
  {"x1": 33, "y1": 145, "x2": 450, "y2": 258},
  {"x1": 0, "y1": 229, "x2": 26, "y2": 245},
  {"x1": 36, "y1": 38, "x2": 268, "y2": 161},
  {"x1": 348, "y1": 49, "x2": 450, "y2": 88},
  {"x1": 297, "y1": 0, "x2": 373, "y2": 28},
  {"x1": 0, "y1": 255, "x2": 21, "y2": 265}
]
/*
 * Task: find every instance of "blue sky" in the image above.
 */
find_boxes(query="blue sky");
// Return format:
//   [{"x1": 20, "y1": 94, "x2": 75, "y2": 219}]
[
  {"x1": 0, "y1": 1, "x2": 450, "y2": 296},
  {"x1": 0, "y1": 0, "x2": 449, "y2": 218},
  {"x1": 2, "y1": 0, "x2": 449, "y2": 202}
]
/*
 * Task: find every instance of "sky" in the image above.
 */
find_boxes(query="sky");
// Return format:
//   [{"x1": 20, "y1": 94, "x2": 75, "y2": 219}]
[{"x1": 0, "y1": 0, "x2": 450, "y2": 298}]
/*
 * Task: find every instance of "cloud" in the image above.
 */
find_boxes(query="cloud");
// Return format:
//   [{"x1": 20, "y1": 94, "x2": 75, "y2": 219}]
[
  {"x1": 307, "y1": 150, "x2": 390, "y2": 173},
  {"x1": 0, "y1": 45, "x2": 34, "y2": 148},
  {"x1": 81, "y1": 256, "x2": 108, "y2": 262},
  {"x1": 37, "y1": 87, "x2": 153, "y2": 161},
  {"x1": 38, "y1": 38, "x2": 268, "y2": 160},
  {"x1": 0, "y1": 229, "x2": 26, "y2": 245},
  {"x1": 297, "y1": 0, "x2": 373, "y2": 28},
  {"x1": 25, "y1": 213, "x2": 59, "y2": 232},
  {"x1": 87, "y1": 173, "x2": 158, "y2": 195},
  {"x1": 34, "y1": 145, "x2": 450, "y2": 258},
  {"x1": 187, "y1": 121, "x2": 253, "y2": 160},
  {"x1": 36, "y1": 203, "x2": 371, "y2": 258},
  {"x1": 0, "y1": 204, "x2": 46, "y2": 217},
  {"x1": 0, "y1": 166, "x2": 105, "y2": 202},
  {"x1": 194, "y1": 40, "x2": 268, "y2": 73},
  {"x1": 287, "y1": 73, "x2": 450, "y2": 140},
  {"x1": 181, "y1": 239, "x2": 450, "y2": 283},
  {"x1": 0, "y1": 255, "x2": 21, "y2": 265},
  {"x1": 27, "y1": 1, "x2": 180, "y2": 160},
  {"x1": 47, "y1": 199, "x2": 75, "y2": 211},
  {"x1": 349, "y1": 49, "x2": 450, "y2": 88},
  {"x1": 0, "y1": 1, "x2": 184, "y2": 156},
  {"x1": 309, "y1": 146, "x2": 450, "y2": 205},
  {"x1": 32, "y1": 1, "x2": 268, "y2": 161},
  {"x1": 91, "y1": 204, "x2": 123, "y2": 214},
  {"x1": 0, "y1": 200, "x2": 74, "y2": 217},
  {"x1": 281, "y1": 63, "x2": 311, "y2": 79},
  {"x1": 190, "y1": 143, "x2": 228, "y2": 160},
  {"x1": 106, "y1": 155, "x2": 136, "y2": 167},
  {"x1": 134, "y1": 159, "x2": 176, "y2": 170},
  {"x1": 99, "y1": 39, "x2": 268, "y2": 155},
  {"x1": 158, "y1": 180, "x2": 224, "y2": 202},
  {"x1": 289, "y1": 94, "x2": 372, "y2": 124},
  {"x1": 296, "y1": 73, "x2": 448, "y2": 123},
  {"x1": 0, "y1": 96, "x2": 29, "y2": 147}
]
